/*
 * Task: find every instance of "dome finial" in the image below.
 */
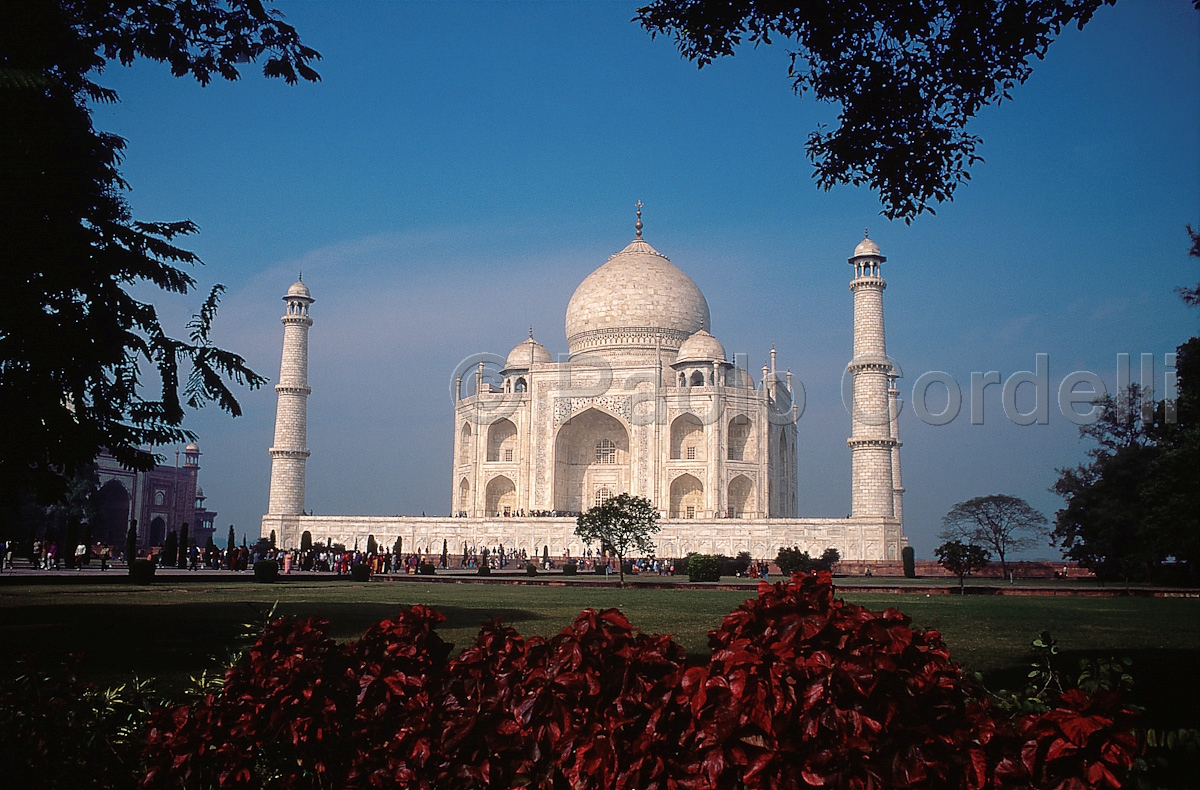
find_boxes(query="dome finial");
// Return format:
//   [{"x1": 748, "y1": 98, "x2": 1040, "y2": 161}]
[
  {"x1": 529, "y1": 324, "x2": 534, "y2": 339},
  {"x1": 864, "y1": 228, "x2": 869, "y2": 239},
  {"x1": 298, "y1": 271, "x2": 303, "y2": 281},
  {"x1": 635, "y1": 199, "x2": 644, "y2": 239}
]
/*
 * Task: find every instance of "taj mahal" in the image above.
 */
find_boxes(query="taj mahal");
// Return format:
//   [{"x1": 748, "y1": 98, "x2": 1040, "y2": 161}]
[{"x1": 261, "y1": 210, "x2": 909, "y2": 562}]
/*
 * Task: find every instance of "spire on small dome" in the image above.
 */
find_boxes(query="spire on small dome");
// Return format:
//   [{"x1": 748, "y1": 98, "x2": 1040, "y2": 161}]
[
  {"x1": 635, "y1": 199, "x2": 644, "y2": 239},
  {"x1": 529, "y1": 325, "x2": 534, "y2": 339}
]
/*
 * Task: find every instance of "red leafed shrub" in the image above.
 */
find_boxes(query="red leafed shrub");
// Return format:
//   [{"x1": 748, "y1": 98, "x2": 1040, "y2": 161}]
[
  {"x1": 675, "y1": 570, "x2": 980, "y2": 789},
  {"x1": 136, "y1": 573, "x2": 1143, "y2": 790},
  {"x1": 988, "y1": 689, "x2": 1140, "y2": 790},
  {"x1": 142, "y1": 606, "x2": 450, "y2": 789}
]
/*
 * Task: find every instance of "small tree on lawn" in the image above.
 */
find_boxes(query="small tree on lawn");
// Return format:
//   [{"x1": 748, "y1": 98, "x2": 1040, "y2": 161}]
[
  {"x1": 575, "y1": 493, "x2": 659, "y2": 585},
  {"x1": 935, "y1": 540, "x2": 991, "y2": 594},
  {"x1": 226, "y1": 525, "x2": 236, "y2": 551},
  {"x1": 940, "y1": 494, "x2": 1048, "y2": 580},
  {"x1": 441, "y1": 539, "x2": 448, "y2": 568}
]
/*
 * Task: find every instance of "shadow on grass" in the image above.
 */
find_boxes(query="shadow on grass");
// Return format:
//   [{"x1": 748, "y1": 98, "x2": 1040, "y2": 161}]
[{"x1": 0, "y1": 601, "x2": 546, "y2": 683}]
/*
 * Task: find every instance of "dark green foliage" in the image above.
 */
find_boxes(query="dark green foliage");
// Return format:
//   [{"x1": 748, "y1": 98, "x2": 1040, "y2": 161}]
[
  {"x1": 350, "y1": 563, "x2": 370, "y2": 582},
  {"x1": 253, "y1": 559, "x2": 279, "y2": 583},
  {"x1": 935, "y1": 540, "x2": 991, "y2": 593},
  {"x1": 0, "y1": 656, "x2": 156, "y2": 789},
  {"x1": 300, "y1": 530, "x2": 312, "y2": 552},
  {"x1": 637, "y1": 0, "x2": 1114, "y2": 222},
  {"x1": 441, "y1": 538, "x2": 448, "y2": 568},
  {"x1": 562, "y1": 562, "x2": 578, "y2": 576},
  {"x1": 128, "y1": 558, "x2": 155, "y2": 584},
  {"x1": 419, "y1": 562, "x2": 436, "y2": 576},
  {"x1": 575, "y1": 493, "x2": 660, "y2": 584},
  {"x1": 525, "y1": 563, "x2": 539, "y2": 576},
  {"x1": 674, "y1": 553, "x2": 692, "y2": 575},
  {"x1": 776, "y1": 546, "x2": 840, "y2": 575},
  {"x1": 394, "y1": 536, "x2": 402, "y2": 557},
  {"x1": 0, "y1": 1, "x2": 317, "y2": 511},
  {"x1": 721, "y1": 551, "x2": 752, "y2": 576},
  {"x1": 366, "y1": 534, "x2": 377, "y2": 556},
  {"x1": 687, "y1": 554, "x2": 722, "y2": 582},
  {"x1": 226, "y1": 525, "x2": 235, "y2": 551},
  {"x1": 902, "y1": 545, "x2": 916, "y2": 578},
  {"x1": 621, "y1": 561, "x2": 634, "y2": 576},
  {"x1": 268, "y1": 529, "x2": 276, "y2": 549}
]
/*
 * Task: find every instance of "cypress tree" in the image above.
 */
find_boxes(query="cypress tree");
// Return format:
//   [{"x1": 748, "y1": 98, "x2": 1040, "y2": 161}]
[
  {"x1": 178, "y1": 522, "x2": 189, "y2": 568},
  {"x1": 226, "y1": 525, "x2": 236, "y2": 550},
  {"x1": 125, "y1": 519, "x2": 138, "y2": 564},
  {"x1": 441, "y1": 538, "x2": 448, "y2": 568},
  {"x1": 163, "y1": 530, "x2": 178, "y2": 566}
]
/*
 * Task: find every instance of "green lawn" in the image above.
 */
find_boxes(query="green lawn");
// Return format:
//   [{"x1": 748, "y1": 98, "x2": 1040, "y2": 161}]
[{"x1": 2, "y1": 577, "x2": 1196, "y2": 727}]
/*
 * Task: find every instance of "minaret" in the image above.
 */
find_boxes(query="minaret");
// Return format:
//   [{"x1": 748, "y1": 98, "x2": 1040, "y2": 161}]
[
  {"x1": 888, "y1": 368, "x2": 905, "y2": 522},
  {"x1": 267, "y1": 277, "x2": 314, "y2": 515},
  {"x1": 847, "y1": 232, "x2": 896, "y2": 517}
]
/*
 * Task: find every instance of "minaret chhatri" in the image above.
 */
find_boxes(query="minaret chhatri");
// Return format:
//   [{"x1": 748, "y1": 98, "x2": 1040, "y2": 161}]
[
  {"x1": 268, "y1": 277, "x2": 314, "y2": 515},
  {"x1": 847, "y1": 232, "x2": 897, "y2": 518}
]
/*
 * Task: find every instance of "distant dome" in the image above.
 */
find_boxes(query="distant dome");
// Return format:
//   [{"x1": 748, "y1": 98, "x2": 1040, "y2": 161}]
[
  {"x1": 195, "y1": 486, "x2": 205, "y2": 498},
  {"x1": 565, "y1": 237, "x2": 710, "y2": 358},
  {"x1": 184, "y1": 443, "x2": 199, "y2": 453},
  {"x1": 853, "y1": 236, "x2": 881, "y2": 258},
  {"x1": 505, "y1": 336, "x2": 553, "y2": 370},
  {"x1": 728, "y1": 367, "x2": 756, "y2": 389},
  {"x1": 287, "y1": 279, "x2": 311, "y2": 299},
  {"x1": 675, "y1": 329, "x2": 726, "y2": 364}
]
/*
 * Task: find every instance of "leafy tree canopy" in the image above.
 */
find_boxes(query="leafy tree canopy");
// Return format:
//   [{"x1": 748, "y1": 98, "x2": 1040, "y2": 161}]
[
  {"x1": 637, "y1": 0, "x2": 1120, "y2": 222},
  {"x1": 575, "y1": 493, "x2": 660, "y2": 584},
  {"x1": 939, "y1": 494, "x2": 1048, "y2": 579},
  {"x1": 0, "y1": 2, "x2": 319, "y2": 513}
]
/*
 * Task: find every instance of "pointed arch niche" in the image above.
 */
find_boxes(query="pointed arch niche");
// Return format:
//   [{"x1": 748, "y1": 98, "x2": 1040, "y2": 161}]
[
  {"x1": 485, "y1": 476, "x2": 516, "y2": 516},
  {"x1": 487, "y1": 419, "x2": 518, "y2": 462},
  {"x1": 669, "y1": 474, "x2": 704, "y2": 519},
  {"x1": 553, "y1": 408, "x2": 630, "y2": 513},
  {"x1": 727, "y1": 474, "x2": 755, "y2": 518},
  {"x1": 670, "y1": 413, "x2": 704, "y2": 461}
]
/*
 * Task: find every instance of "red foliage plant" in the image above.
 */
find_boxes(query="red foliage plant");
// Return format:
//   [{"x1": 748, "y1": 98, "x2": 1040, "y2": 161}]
[{"x1": 139, "y1": 573, "x2": 1140, "y2": 790}]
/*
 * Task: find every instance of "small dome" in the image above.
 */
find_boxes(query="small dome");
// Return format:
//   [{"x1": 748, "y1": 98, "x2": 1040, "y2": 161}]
[
  {"x1": 853, "y1": 237, "x2": 881, "y2": 258},
  {"x1": 195, "y1": 486, "x2": 205, "y2": 498},
  {"x1": 728, "y1": 367, "x2": 756, "y2": 389},
  {"x1": 287, "y1": 280, "x2": 311, "y2": 299},
  {"x1": 184, "y1": 443, "x2": 200, "y2": 453},
  {"x1": 505, "y1": 336, "x2": 553, "y2": 370},
  {"x1": 675, "y1": 329, "x2": 726, "y2": 364}
]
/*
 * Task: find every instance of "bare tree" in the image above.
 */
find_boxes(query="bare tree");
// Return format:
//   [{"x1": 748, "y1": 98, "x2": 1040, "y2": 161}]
[{"x1": 940, "y1": 494, "x2": 1049, "y2": 580}]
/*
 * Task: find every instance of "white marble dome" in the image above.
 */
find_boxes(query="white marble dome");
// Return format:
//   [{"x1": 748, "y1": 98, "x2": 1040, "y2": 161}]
[
  {"x1": 675, "y1": 329, "x2": 726, "y2": 364},
  {"x1": 504, "y1": 336, "x2": 553, "y2": 370},
  {"x1": 565, "y1": 237, "x2": 710, "y2": 358},
  {"x1": 287, "y1": 279, "x2": 312, "y2": 299},
  {"x1": 853, "y1": 237, "x2": 881, "y2": 258}
]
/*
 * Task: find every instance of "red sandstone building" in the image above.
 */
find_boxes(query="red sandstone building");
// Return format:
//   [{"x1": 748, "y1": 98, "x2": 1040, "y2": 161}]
[{"x1": 94, "y1": 443, "x2": 217, "y2": 550}]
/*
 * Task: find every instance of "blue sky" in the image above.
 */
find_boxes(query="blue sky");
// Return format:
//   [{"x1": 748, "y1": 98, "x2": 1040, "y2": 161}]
[{"x1": 92, "y1": 1, "x2": 1200, "y2": 557}]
